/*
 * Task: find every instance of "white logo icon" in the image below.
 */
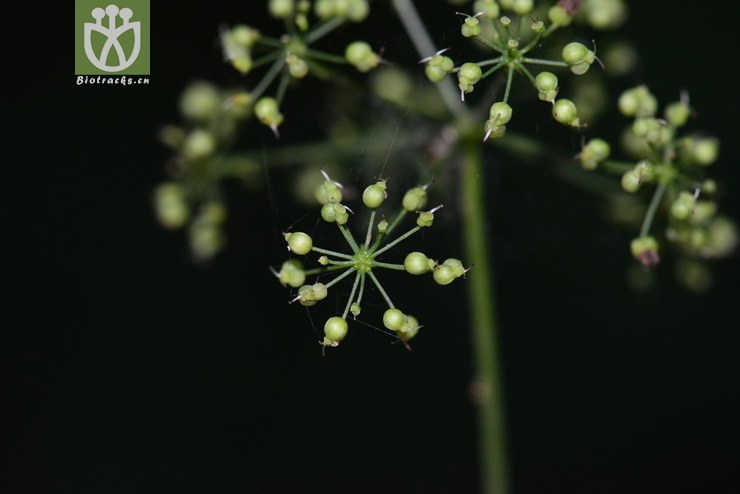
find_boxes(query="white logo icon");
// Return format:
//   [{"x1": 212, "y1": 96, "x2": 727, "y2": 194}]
[{"x1": 84, "y1": 4, "x2": 141, "y2": 72}]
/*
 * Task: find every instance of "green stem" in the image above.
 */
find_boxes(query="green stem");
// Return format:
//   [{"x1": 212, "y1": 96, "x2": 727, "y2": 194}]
[
  {"x1": 250, "y1": 58, "x2": 286, "y2": 101},
  {"x1": 367, "y1": 270, "x2": 395, "y2": 309},
  {"x1": 324, "y1": 267, "x2": 357, "y2": 290},
  {"x1": 521, "y1": 57, "x2": 568, "y2": 68},
  {"x1": 488, "y1": 18, "x2": 507, "y2": 47},
  {"x1": 391, "y1": 0, "x2": 465, "y2": 118},
  {"x1": 304, "y1": 264, "x2": 352, "y2": 276},
  {"x1": 305, "y1": 48, "x2": 348, "y2": 65},
  {"x1": 369, "y1": 209, "x2": 407, "y2": 254},
  {"x1": 477, "y1": 57, "x2": 504, "y2": 68},
  {"x1": 356, "y1": 274, "x2": 366, "y2": 307},
  {"x1": 342, "y1": 272, "x2": 362, "y2": 319},
  {"x1": 251, "y1": 50, "x2": 283, "y2": 70},
  {"x1": 373, "y1": 226, "x2": 421, "y2": 257},
  {"x1": 338, "y1": 224, "x2": 361, "y2": 254},
  {"x1": 601, "y1": 160, "x2": 635, "y2": 175},
  {"x1": 502, "y1": 66, "x2": 514, "y2": 104},
  {"x1": 312, "y1": 246, "x2": 354, "y2": 260},
  {"x1": 370, "y1": 261, "x2": 406, "y2": 270},
  {"x1": 461, "y1": 142, "x2": 509, "y2": 494},
  {"x1": 305, "y1": 17, "x2": 345, "y2": 44},
  {"x1": 520, "y1": 24, "x2": 557, "y2": 54},
  {"x1": 365, "y1": 210, "x2": 376, "y2": 247},
  {"x1": 275, "y1": 70, "x2": 290, "y2": 105},
  {"x1": 640, "y1": 182, "x2": 667, "y2": 237},
  {"x1": 474, "y1": 35, "x2": 507, "y2": 55},
  {"x1": 513, "y1": 59, "x2": 536, "y2": 88},
  {"x1": 481, "y1": 61, "x2": 506, "y2": 80}
]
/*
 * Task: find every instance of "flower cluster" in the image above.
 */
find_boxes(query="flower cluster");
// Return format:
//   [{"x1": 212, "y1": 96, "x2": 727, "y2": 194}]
[
  {"x1": 154, "y1": 81, "x2": 261, "y2": 261},
  {"x1": 272, "y1": 171, "x2": 468, "y2": 351},
  {"x1": 577, "y1": 86, "x2": 737, "y2": 290},
  {"x1": 219, "y1": 0, "x2": 378, "y2": 135},
  {"x1": 421, "y1": 0, "x2": 628, "y2": 140}
]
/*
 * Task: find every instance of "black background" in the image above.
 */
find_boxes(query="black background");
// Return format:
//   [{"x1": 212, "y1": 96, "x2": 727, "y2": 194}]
[{"x1": 3, "y1": 2, "x2": 739, "y2": 493}]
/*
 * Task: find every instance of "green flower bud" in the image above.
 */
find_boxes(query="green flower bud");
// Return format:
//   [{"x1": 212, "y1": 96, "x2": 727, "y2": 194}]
[
  {"x1": 350, "y1": 303, "x2": 361, "y2": 317},
  {"x1": 404, "y1": 252, "x2": 434, "y2": 275},
  {"x1": 618, "y1": 86, "x2": 657, "y2": 117},
  {"x1": 179, "y1": 81, "x2": 222, "y2": 121},
  {"x1": 664, "y1": 101, "x2": 690, "y2": 128},
  {"x1": 461, "y1": 16, "x2": 482, "y2": 37},
  {"x1": 314, "y1": 0, "x2": 335, "y2": 19},
  {"x1": 402, "y1": 187, "x2": 428, "y2": 212},
  {"x1": 189, "y1": 221, "x2": 223, "y2": 261},
  {"x1": 535, "y1": 71, "x2": 559, "y2": 102},
  {"x1": 458, "y1": 62, "x2": 483, "y2": 95},
  {"x1": 254, "y1": 97, "x2": 284, "y2": 130},
  {"x1": 581, "y1": 0, "x2": 628, "y2": 30},
  {"x1": 511, "y1": 0, "x2": 533, "y2": 15},
  {"x1": 630, "y1": 236, "x2": 660, "y2": 268},
  {"x1": 323, "y1": 316, "x2": 348, "y2": 344},
  {"x1": 671, "y1": 191, "x2": 697, "y2": 220},
  {"x1": 620, "y1": 170, "x2": 641, "y2": 192},
  {"x1": 398, "y1": 315, "x2": 420, "y2": 341},
  {"x1": 442, "y1": 258, "x2": 466, "y2": 278},
  {"x1": 499, "y1": 16, "x2": 511, "y2": 26},
  {"x1": 345, "y1": 41, "x2": 379, "y2": 72},
  {"x1": 346, "y1": 0, "x2": 369, "y2": 22},
  {"x1": 268, "y1": 0, "x2": 294, "y2": 19},
  {"x1": 383, "y1": 308, "x2": 406, "y2": 331},
  {"x1": 562, "y1": 42, "x2": 595, "y2": 75},
  {"x1": 318, "y1": 256, "x2": 330, "y2": 265},
  {"x1": 579, "y1": 138, "x2": 610, "y2": 170},
  {"x1": 320, "y1": 202, "x2": 338, "y2": 222},
  {"x1": 198, "y1": 202, "x2": 227, "y2": 225},
  {"x1": 702, "y1": 179, "x2": 717, "y2": 195},
  {"x1": 377, "y1": 220, "x2": 389, "y2": 233},
  {"x1": 277, "y1": 259, "x2": 305, "y2": 287},
  {"x1": 552, "y1": 99, "x2": 580, "y2": 127},
  {"x1": 689, "y1": 137, "x2": 720, "y2": 166},
  {"x1": 531, "y1": 20, "x2": 545, "y2": 33},
  {"x1": 284, "y1": 231, "x2": 313, "y2": 255},
  {"x1": 315, "y1": 179, "x2": 343, "y2": 204},
  {"x1": 154, "y1": 183, "x2": 189, "y2": 229},
  {"x1": 362, "y1": 180, "x2": 387, "y2": 208},
  {"x1": 548, "y1": 6, "x2": 573, "y2": 27},
  {"x1": 483, "y1": 119, "x2": 507, "y2": 141},
  {"x1": 230, "y1": 25, "x2": 260, "y2": 49},
  {"x1": 425, "y1": 65, "x2": 447, "y2": 83},
  {"x1": 425, "y1": 61, "x2": 447, "y2": 83},
  {"x1": 433, "y1": 264, "x2": 456, "y2": 285},
  {"x1": 690, "y1": 201, "x2": 717, "y2": 224},
  {"x1": 601, "y1": 42, "x2": 638, "y2": 77},
  {"x1": 702, "y1": 217, "x2": 738, "y2": 259},
  {"x1": 489, "y1": 102, "x2": 513, "y2": 126},
  {"x1": 286, "y1": 53, "x2": 309, "y2": 79},
  {"x1": 297, "y1": 283, "x2": 328, "y2": 306},
  {"x1": 183, "y1": 129, "x2": 216, "y2": 161},
  {"x1": 417, "y1": 211, "x2": 435, "y2": 228},
  {"x1": 474, "y1": 0, "x2": 500, "y2": 19}
]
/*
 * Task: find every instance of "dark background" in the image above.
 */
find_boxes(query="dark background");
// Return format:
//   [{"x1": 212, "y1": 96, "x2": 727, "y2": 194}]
[{"x1": 3, "y1": 2, "x2": 739, "y2": 493}]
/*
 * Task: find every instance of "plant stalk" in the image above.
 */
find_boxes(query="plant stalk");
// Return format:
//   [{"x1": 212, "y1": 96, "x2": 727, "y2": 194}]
[{"x1": 461, "y1": 142, "x2": 509, "y2": 494}]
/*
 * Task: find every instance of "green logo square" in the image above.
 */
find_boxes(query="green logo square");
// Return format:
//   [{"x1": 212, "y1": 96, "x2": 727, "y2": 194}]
[{"x1": 75, "y1": 0, "x2": 150, "y2": 75}]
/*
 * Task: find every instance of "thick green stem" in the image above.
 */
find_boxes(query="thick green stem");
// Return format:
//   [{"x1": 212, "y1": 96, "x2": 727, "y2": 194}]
[
  {"x1": 461, "y1": 142, "x2": 509, "y2": 494},
  {"x1": 391, "y1": 0, "x2": 465, "y2": 118}
]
